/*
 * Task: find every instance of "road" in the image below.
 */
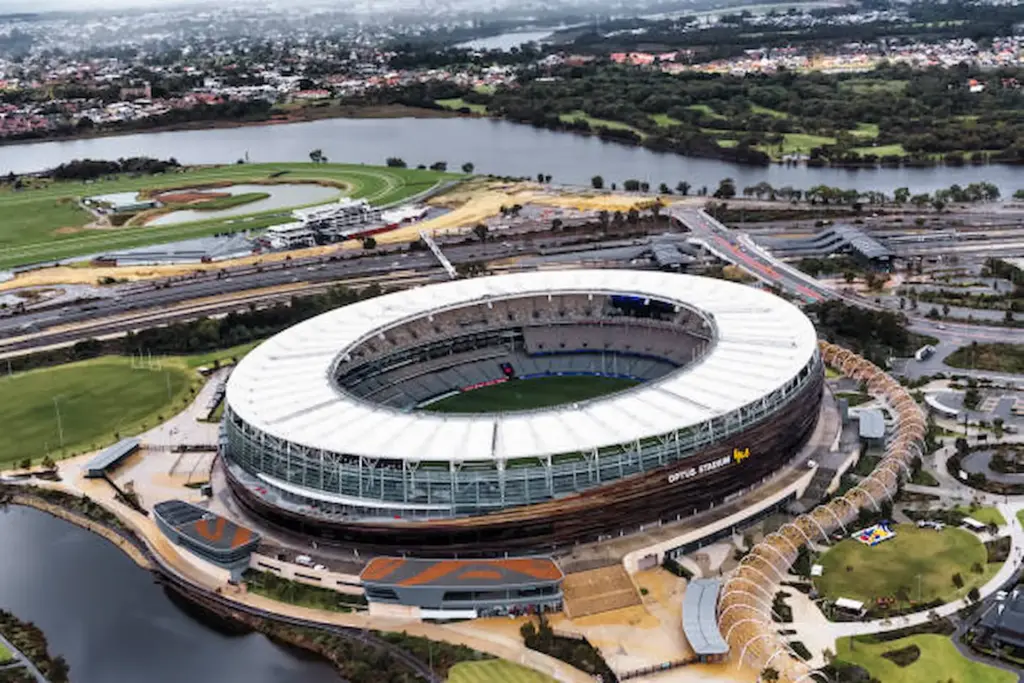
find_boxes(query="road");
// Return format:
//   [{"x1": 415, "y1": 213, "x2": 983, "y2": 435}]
[{"x1": 0, "y1": 631, "x2": 49, "y2": 683}]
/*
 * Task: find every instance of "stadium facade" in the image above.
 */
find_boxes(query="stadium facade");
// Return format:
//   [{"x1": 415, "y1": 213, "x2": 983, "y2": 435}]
[{"x1": 221, "y1": 270, "x2": 823, "y2": 554}]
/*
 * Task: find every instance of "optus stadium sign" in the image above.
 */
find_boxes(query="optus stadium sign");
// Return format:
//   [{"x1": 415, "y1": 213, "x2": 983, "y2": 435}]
[{"x1": 667, "y1": 448, "x2": 752, "y2": 484}]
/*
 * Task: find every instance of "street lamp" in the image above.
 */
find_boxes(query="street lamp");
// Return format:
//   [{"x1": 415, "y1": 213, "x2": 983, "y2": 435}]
[{"x1": 53, "y1": 396, "x2": 64, "y2": 449}]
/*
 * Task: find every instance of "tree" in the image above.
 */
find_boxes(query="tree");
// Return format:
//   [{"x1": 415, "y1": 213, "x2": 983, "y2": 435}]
[
  {"x1": 362, "y1": 236, "x2": 377, "y2": 250},
  {"x1": 19, "y1": 457, "x2": 30, "y2": 469},
  {"x1": 968, "y1": 586, "x2": 981, "y2": 603},
  {"x1": 676, "y1": 181, "x2": 691, "y2": 195},
  {"x1": 309, "y1": 149, "x2": 324, "y2": 164},
  {"x1": 429, "y1": 161, "x2": 448, "y2": 172},
  {"x1": 658, "y1": 182, "x2": 671, "y2": 195},
  {"x1": 472, "y1": 223, "x2": 488, "y2": 242},
  {"x1": 386, "y1": 157, "x2": 406, "y2": 168},
  {"x1": 41, "y1": 455, "x2": 55, "y2": 469},
  {"x1": 760, "y1": 667, "x2": 780, "y2": 683},
  {"x1": 591, "y1": 175, "x2": 604, "y2": 189},
  {"x1": 639, "y1": 181, "x2": 650, "y2": 193},
  {"x1": 623, "y1": 179, "x2": 641, "y2": 192},
  {"x1": 894, "y1": 187, "x2": 910, "y2": 205},
  {"x1": 714, "y1": 177, "x2": 736, "y2": 199},
  {"x1": 942, "y1": 303, "x2": 950, "y2": 317},
  {"x1": 551, "y1": 218, "x2": 563, "y2": 231},
  {"x1": 461, "y1": 162, "x2": 474, "y2": 174},
  {"x1": 537, "y1": 172, "x2": 545, "y2": 183}
]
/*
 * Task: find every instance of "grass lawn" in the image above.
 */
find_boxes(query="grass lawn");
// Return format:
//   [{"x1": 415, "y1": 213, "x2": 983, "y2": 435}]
[
  {"x1": 837, "y1": 634, "x2": 1016, "y2": 683},
  {"x1": 0, "y1": 641, "x2": 11, "y2": 663},
  {"x1": 181, "y1": 340, "x2": 263, "y2": 369},
  {"x1": 853, "y1": 142, "x2": 907, "y2": 157},
  {"x1": 945, "y1": 344, "x2": 1024, "y2": 374},
  {"x1": 687, "y1": 104, "x2": 726, "y2": 120},
  {"x1": 776, "y1": 132, "x2": 837, "y2": 155},
  {"x1": 447, "y1": 660, "x2": 556, "y2": 683},
  {"x1": 956, "y1": 505, "x2": 1006, "y2": 526},
  {"x1": 0, "y1": 162, "x2": 454, "y2": 269},
  {"x1": 750, "y1": 104, "x2": 788, "y2": 118},
  {"x1": 716, "y1": 138, "x2": 739, "y2": 148},
  {"x1": 826, "y1": 367, "x2": 842, "y2": 379},
  {"x1": 840, "y1": 79, "x2": 909, "y2": 95},
  {"x1": 423, "y1": 375, "x2": 639, "y2": 413},
  {"x1": 436, "y1": 98, "x2": 488, "y2": 114},
  {"x1": 851, "y1": 122, "x2": 880, "y2": 138},
  {"x1": 650, "y1": 113, "x2": 681, "y2": 127},
  {"x1": 815, "y1": 524, "x2": 993, "y2": 611},
  {"x1": 0, "y1": 355, "x2": 200, "y2": 466},
  {"x1": 558, "y1": 110, "x2": 645, "y2": 137}
]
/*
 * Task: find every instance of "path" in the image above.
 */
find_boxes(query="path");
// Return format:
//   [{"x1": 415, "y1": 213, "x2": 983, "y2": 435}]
[{"x1": 0, "y1": 631, "x2": 49, "y2": 683}]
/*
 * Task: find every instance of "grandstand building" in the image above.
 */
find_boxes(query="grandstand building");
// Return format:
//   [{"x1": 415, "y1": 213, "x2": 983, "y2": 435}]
[
  {"x1": 221, "y1": 270, "x2": 823, "y2": 554},
  {"x1": 292, "y1": 198, "x2": 381, "y2": 235}
]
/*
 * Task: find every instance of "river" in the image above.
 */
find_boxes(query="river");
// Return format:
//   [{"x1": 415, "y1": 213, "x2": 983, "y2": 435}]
[
  {"x1": 2, "y1": 117, "x2": 1021, "y2": 194},
  {"x1": 0, "y1": 506, "x2": 341, "y2": 683}
]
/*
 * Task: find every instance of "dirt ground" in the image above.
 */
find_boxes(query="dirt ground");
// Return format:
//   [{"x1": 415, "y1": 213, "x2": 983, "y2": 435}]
[{"x1": 2, "y1": 181, "x2": 661, "y2": 290}]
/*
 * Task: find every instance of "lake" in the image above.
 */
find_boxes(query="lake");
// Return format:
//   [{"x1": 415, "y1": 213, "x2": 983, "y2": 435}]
[
  {"x1": 2, "y1": 117, "x2": 1021, "y2": 195},
  {"x1": 148, "y1": 183, "x2": 341, "y2": 226},
  {"x1": 455, "y1": 30, "x2": 554, "y2": 50},
  {"x1": 0, "y1": 506, "x2": 341, "y2": 683}
]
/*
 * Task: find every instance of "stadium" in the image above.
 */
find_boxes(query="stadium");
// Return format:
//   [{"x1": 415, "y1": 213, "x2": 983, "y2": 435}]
[{"x1": 221, "y1": 269, "x2": 824, "y2": 554}]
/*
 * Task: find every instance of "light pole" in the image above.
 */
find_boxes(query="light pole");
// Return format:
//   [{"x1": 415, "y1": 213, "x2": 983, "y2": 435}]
[{"x1": 53, "y1": 396, "x2": 64, "y2": 449}]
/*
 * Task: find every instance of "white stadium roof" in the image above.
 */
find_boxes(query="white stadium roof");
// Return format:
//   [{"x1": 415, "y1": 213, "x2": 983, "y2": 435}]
[{"x1": 226, "y1": 270, "x2": 818, "y2": 463}]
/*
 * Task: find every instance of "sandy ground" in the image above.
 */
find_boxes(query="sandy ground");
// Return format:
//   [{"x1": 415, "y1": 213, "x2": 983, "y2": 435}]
[
  {"x1": 550, "y1": 568, "x2": 759, "y2": 683},
  {"x1": 1, "y1": 181, "x2": 664, "y2": 290},
  {"x1": 0, "y1": 242, "x2": 368, "y2": 292}
]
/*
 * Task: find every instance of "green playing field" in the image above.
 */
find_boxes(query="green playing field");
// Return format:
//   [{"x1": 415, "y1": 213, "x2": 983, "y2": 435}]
[{"x1": 422, "y1": 375, "x2": 639, "y2": 413}]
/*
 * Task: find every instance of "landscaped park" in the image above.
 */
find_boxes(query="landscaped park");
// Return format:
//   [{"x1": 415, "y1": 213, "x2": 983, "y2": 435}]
[
  {"x1": 447, "y1": 659, "x2": 556, "y2": 683},
  {"x1": 814, "y1": 524, "x2": 996, "y2": 616},
  {"x1": 0, "y1": 342, "x2": 259, "y2": 468},
  {"x1": 0, "y1": 162, "x2": 455, "y2": 269},
  {"x1": 0, "y1": 356, "x2": 195, "y2": 467},
  {"x1": 836, "y1": 633, "x2": 1016, "y2": 683}
]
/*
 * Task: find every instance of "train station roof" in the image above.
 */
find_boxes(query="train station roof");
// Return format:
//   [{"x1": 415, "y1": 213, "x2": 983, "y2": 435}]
[{"x1": 227, "y1": 270, "x2": 818, "y2": 462}]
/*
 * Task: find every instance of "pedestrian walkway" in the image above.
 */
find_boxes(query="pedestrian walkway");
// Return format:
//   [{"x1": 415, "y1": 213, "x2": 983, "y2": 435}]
[{"x1": 0, "y1": 632, "x2": 49, "y2": 683}]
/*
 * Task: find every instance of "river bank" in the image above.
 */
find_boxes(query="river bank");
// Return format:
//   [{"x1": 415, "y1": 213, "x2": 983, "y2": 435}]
[
  {"x1": 0, "y1": 104, "x2": 456, "y2": 151},
  {"x1": 0, "y1": 479, "x2": 589, "y2": 683},
  {"x1": 1, "y1": 117, "x2": 1015, "y2": 194}
]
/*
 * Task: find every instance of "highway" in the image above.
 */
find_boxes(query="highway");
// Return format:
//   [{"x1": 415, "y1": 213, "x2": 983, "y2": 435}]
[
  {"x1": 0, "y1": 235, "x2": 656, "y2": 358},
  {"x1": 668, "y1": 206, "x2": 1024, "y2": 349},
  {"x1": 1, "y1": 205, "x2": 1020, "y2": 363}
]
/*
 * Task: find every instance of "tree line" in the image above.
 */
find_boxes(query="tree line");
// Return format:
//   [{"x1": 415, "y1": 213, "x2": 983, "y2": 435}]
[
  {"x1": 6, "y1": 283, "x2": 386, "y2": 374},
  {"x1": 454, "y1": 62, "x2": 1024, "y2": 167}
]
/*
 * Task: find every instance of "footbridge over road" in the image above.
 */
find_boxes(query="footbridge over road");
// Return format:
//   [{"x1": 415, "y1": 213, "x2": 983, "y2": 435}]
[{"x1": 667, "y1": 207, "x2": 833, "y2": 303}]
